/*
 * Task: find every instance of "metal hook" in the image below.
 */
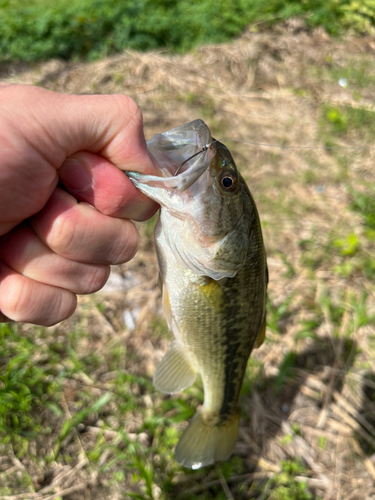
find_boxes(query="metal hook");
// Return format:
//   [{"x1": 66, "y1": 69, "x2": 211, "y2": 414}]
[{"x1": 173, "y1": 143, "x2": 211, "y2": 177}]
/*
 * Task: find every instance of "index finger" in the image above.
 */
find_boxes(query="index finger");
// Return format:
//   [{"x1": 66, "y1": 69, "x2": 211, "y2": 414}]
[{"x1": 58, "y1": 151, "x2": 158, "y2": 221}]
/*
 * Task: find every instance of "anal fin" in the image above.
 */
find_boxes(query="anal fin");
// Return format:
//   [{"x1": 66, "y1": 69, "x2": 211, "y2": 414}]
[{"x1": 153, "y1": 341, "x2": 197, "y2": 394}]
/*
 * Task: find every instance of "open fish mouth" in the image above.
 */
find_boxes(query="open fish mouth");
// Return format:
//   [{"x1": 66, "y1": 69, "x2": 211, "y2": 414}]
[{"x1": 126, "y1": 119, "x2": 216, "y2": 193}]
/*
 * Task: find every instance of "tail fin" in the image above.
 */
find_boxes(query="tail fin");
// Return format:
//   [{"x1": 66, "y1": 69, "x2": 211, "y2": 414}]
[{"x1": 174, "y1": 410, "x2": 240, "y2": 469}]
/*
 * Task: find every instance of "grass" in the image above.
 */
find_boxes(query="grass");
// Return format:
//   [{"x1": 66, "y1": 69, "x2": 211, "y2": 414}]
[
  {"x1": 319, "y1": 104, "x2": 375, "y2": 145},
  {"x1": 308, "y1": 57, "x2": 375, "y2": 89},
  {"x1": 3, "y1": 0, "x2": 375, "y2": 62}
]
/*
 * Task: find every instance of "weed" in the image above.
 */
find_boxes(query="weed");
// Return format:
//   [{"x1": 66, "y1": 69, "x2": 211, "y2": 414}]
[
  {"x1": 350, "y1": 188, "x2": 375, "y2": 231},
  {"x1": 53, "y1": 392, "x2": 112, "y2": 459},
  {"x1": 320, "y1": 104, "x2": 375, "y2": 143},
  {"x1": 145, "y1": 212, "x2": 159, "y2": 238},
  {"x1": 274, "y1": 351, "x2": 296, "y2": 396},
  {"x1": 263, "y1": 459, "x2": 320, "y2": 500},
  {"x1": 241, "y1": 357, "x2": 264, "y2": 397},
  {"x1": 333, "y1": 233, "x2": 360, "y2": 257},
  {"x1": 267, "y1": 293, "x2": 295, "y2": 334},
  {"x1": 324, "y1": 106, "x2": 348, "y2": 135},
  {"x1": 318, "y1": 435, "x2": 327, "y2": 449},
  {"x1": 295, "y1": 317, "x2": 321, "y2": 342}
]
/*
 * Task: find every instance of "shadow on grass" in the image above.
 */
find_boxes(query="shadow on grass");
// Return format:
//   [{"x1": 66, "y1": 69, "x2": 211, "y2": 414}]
[{"x1": 173, "y1": 335, "x2": 358, "y2": 499}]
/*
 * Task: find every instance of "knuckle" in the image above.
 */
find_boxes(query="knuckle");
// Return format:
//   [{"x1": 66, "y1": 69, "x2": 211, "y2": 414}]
[
  {"x1": 114, "y1": 94, "x2": 141, "y2": 118},
  {"x1": 112, "y1": 94, "x2": 143, "y2": 131},
  {"x1": 48, "y1": 211, "x2": 78, "y2": 256},
  {"x1": 0, "y1": 267, "x2": 77, "y2": 325}
]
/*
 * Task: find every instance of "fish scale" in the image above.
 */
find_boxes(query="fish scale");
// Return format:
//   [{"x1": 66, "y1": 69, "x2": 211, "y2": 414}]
[{"x1": 126, "y1": 119, "x2": 267, "y2": 468}]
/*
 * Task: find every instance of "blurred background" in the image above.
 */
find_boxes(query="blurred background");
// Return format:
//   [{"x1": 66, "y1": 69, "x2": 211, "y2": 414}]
[{"x1": 2, "y1": 1, "x2": 375, "y2": 499}]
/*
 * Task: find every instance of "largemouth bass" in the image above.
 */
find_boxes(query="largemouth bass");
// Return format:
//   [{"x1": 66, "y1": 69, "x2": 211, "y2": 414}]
[{"x1": 127, "y1": 119, "x2": 267, "y2": 469}]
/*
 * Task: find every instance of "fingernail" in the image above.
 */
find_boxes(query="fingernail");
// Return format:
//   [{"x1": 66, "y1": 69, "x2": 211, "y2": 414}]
[{"x1": 59, "y1": 159, "x2": 92, "y2": 192}]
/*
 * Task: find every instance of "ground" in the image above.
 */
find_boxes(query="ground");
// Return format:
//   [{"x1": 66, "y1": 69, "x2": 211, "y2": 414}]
[{"x1": 2, "y1": 20, "x2": 375, "y2": 500}]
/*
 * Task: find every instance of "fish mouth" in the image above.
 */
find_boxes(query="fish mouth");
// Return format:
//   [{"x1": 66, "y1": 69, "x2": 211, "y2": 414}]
[
  {"x1": 125, "y1": 119, "x2": 221, "y2": 218},
  {"x1": 148, "y1": 119, "x2": 213, "y2": 177},
  {"x1": 126, "y1": 119, "x2": 216, "y2": 193}
]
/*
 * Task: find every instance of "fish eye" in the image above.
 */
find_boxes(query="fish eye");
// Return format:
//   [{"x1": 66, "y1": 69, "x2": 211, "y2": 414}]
[
  {"x1": 222, "y1": 177, "x2": 233, "y2": 188},
  {"x1": 220, "y1": 173, "x2": 237, "y2": 191}
]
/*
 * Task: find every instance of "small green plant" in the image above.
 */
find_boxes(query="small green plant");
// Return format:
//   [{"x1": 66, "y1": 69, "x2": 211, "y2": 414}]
[
  {"x1": 265, "y1": 460, "x2": 319, "y2": 500},
  {"x1": 274, "y1": 351, "x2": 296, "y2": 395},
  {"x1": 53, "y1": 392, "x2": 112, "y2": 459},
  {"x1": 341, "y1": 0, "x2": 375, "y2": 34},
  {"x1": 295, "y1": 317, "x2": 321, "y2": 342},
  {"x1": 350, "y1": 188, "x2": 375, "y2": 231},
  {"x1": 267, "y1": 293, "x2": 295, "y2": 334},
  {"x1": 321, "y1": 104, "x2": 375, "y2": 143},
  {"x1": 325, "y1": 106, "x2": 348, "y2": 134},
  {"x1": 318, "y1": 435, "x2": 327, "y2": 449}
]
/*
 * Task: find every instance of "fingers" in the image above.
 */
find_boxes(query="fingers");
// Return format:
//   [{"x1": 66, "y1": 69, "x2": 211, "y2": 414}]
[
  {"x1": 0, "y1": 86, "x2": 159, "y2": 235},
  {"x1": 31, "y1": 188, "x2": 140, "y2": 264},
  {"x1": 58, "y1": 151, "x2": 158, "y2": 221},
  {"x1": 0, "y1": 261, "x2": 77, "y2": 326},
  {"x1": 0, "y1": 86, "x2": 161, "y2": 327},
  {"x1": 0, "y1": 225, "x2": 110, "y2": 294}
]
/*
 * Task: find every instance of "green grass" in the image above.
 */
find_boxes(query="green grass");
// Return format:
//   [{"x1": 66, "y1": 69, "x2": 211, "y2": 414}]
[
  {"x1": 330, "y1": 60, "x2": 375, "y2": 88},
  {"x1": 350, "y1": 187, "x2": 375, "y2": 231},
  {"x1": 320, "y1": 104, "x2": 375, "y2": 144},
  {"x1": 1, "y1": 305, "x2": 330, "y2": 499},
  {"x1": 265, "y1": 460, "x2": 321, "y2": 500},
  {"x1": 0, "y1": 323, "x2": 61, "y2": 444},
  {"x1": 2, "y1": 0, "x2": 375, "y2": 62},
  {"x1": 309, "y1": 57, "x2": 375, "y2": 90}
]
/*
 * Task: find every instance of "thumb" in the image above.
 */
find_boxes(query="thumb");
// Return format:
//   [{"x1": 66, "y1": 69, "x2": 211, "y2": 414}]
[{"x1": 1, "y1": 85, "x2": 158, "y2": 174}]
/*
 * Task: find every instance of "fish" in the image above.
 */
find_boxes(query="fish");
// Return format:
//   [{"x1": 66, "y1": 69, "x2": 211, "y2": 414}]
[{"x1": 126, "y1": 119, "x2": 268, "y2": 469}]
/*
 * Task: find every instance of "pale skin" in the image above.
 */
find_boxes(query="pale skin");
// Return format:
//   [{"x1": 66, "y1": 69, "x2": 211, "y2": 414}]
[{"x1": 0, "y1": 84, "x2": 159, "y2": 326}]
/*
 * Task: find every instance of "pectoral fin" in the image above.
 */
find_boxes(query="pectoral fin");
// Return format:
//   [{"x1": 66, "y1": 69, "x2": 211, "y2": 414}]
[{"x1": 153, "y1": 341, "x2": 197, "y2": 394}]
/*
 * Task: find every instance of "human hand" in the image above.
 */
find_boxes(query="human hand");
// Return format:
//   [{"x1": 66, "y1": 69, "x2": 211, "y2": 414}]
[{"x1": 0, "y1": 84, "x2": 158, "y2": 326}]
